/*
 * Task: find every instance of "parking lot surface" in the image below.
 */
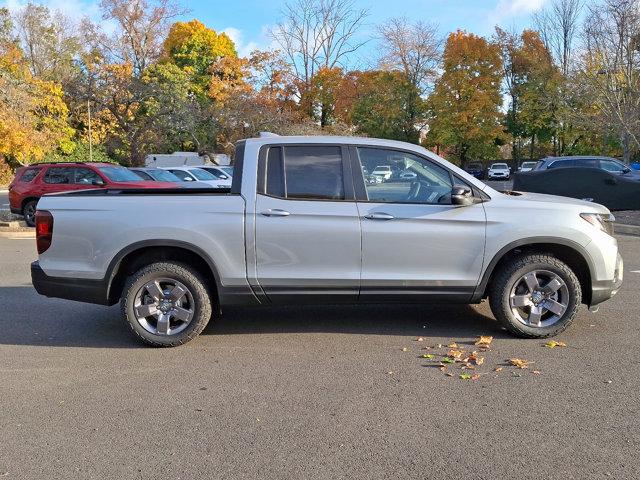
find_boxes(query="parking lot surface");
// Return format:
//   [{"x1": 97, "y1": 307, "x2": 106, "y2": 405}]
[{"x1": 1, "y1": 235, "x2": 639, "y2": 479}]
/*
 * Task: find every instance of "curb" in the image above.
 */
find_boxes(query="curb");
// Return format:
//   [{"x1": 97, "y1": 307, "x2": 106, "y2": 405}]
[{"x1": 614, "y1": 223, "x2": 640, "y2": 237}]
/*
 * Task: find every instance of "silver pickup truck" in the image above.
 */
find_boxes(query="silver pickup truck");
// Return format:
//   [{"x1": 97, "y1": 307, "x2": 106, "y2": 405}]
[{"x1": 31, "y1": 135, "x2": 623, "y2": 346}]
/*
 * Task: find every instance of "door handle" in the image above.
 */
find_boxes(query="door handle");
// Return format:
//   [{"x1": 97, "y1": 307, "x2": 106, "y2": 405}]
[
  {"x1": 261, "y1": 209, "x2": 291, "y2": 217},
  {"x1": 363, "y1": 212, "x2": 395, "y2": 220}
]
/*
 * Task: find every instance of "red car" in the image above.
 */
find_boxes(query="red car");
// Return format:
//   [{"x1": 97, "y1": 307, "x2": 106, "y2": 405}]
[{"x1": 9, "y1": 162, "x2": 177, "y2": 226}]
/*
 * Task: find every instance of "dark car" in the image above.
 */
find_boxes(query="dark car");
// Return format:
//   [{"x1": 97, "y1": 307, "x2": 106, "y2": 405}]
[
  {"x1": 129, "y1": 167, "x2": 213, "y2": 189},
  {"x1": 534, "y1": 156, "x2": 640, "y2": 179},
  {"x1": 464, "y1": 161, "x2": 484, "y2": 179},
  {"x1": 513, "y1": 166, "x2": 640, "y2": 211},
  {"x1": 8, "y1": 162, "x2": 178, "y2": 226}
]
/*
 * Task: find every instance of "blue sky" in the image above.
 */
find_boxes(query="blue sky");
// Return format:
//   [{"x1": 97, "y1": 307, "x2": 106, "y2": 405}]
[{"x1": 2, "y1": 0, "x2": 550, "y2": 60}]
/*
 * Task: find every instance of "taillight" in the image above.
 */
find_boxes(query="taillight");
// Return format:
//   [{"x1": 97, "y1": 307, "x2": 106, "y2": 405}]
[{"x1": 35, "y1": 210, "x2": 54, "y2": 254}]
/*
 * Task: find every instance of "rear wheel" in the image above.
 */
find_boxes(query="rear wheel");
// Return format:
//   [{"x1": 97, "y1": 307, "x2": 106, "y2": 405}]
[
  {"x1": 22, "y1": 200, "x2": 38, "y2": 227},
  {"x1": 489, "y1": 253, "x2": 581, "y2": 338},
  {"x1": 121, "y1": 262, "x2": 213, "y2": 347}
]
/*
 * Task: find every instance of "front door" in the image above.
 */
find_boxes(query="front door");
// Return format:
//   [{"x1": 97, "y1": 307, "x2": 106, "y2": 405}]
[
  {"x1": 353, "y1": 146, "x2": 487, "y2": 302},
  {"x1": 254, "y1": 145, "x2": 361, "y2": 303}
]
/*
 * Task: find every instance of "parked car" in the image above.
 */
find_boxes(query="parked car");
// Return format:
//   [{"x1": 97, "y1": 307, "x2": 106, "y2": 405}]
[
  {"x1": 365, "y1": 174, "x2": 383, "y2": 185},
  {"x1": 464, "y1": 162, "x2": 484, "y2": 179},
  {"x1": 31, "y1": 135, "x2": 622, "y2": 347},
  {"x1": 129, "y1": 167, "x2": 213, "y2": 189},
  {"x1": 518, "y1": 161, "x2": 537, "y2": 172},
  {"x1": 534, "y1": 156, "x2": 640, "y2": 179},
  {"x1": 8, "y1": 162, "x2": 177, "y2": 226},
  {"x1": 487, "y1": 163, "x2": 511, "y2": 179},
  {"x1": 513, "y1": 167, "x2": 640, "y2": 211},
  {"x1": 371, "y1": 165, "x2": 392, "y2": 181},
  {"x1": 399, "y1": 170, "x2": 418, "y2": 181},
  {"x1": 161, "y1": 167, "x2": 229, "y2": 189},
  {"x1": 198, "y1": 166, "x2": 233, "y2": 188}
]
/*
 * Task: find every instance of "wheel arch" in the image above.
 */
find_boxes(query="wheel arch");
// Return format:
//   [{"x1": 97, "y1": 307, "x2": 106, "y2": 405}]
[
  {"x1": 21, "y1": 196, "x2": 39, "y2": 210},
  {"x1": 105, "y1": 240, "x2": 222, "y2": 306},
  {"x1": 475, "y1": 237, "x2": 595, "y2": 305}
]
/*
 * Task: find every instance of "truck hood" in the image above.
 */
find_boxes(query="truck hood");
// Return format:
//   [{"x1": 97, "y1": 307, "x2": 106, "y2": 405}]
[{"x1": 509, "y1": 190, "x2": 610, "y2": 213}]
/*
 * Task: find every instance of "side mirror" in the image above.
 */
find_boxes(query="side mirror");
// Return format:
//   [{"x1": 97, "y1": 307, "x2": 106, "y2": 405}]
[
  {"x1": 451, "y1": 185, "x2": 475, "y2": 206},
  {"x1": 92, "y1": 179, "x2": 105, "y2": 186},
  {"x1": 623, "y1": 167, "x2": 631, "y2": 174}
]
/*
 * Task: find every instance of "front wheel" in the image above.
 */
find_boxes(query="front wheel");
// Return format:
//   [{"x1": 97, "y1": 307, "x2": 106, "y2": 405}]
[
  {"x1": 121, "y1": 262, "x2": 213, "y2": 347},
  {"x1": 22, "y1": 200, "x2": 38, "y2": 227},
  {"x1": 489, "y1": 253, "x2": 581, "y2": 338}
]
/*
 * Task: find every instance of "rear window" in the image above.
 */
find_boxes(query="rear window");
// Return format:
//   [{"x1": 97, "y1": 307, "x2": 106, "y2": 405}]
[
  {"x1": 44, "y1": 167, "x2": 74, "y2": 184},
  {"x1": 547, "y1": 160, "x2": 574, "y2": 169},
  {"x1": 20, "y1": 168, "x2": 41, "y2": 182}
]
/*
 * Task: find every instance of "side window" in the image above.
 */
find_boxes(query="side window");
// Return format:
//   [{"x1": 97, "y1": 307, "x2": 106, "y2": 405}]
[
  {"x1": 132, "y1": 170, "x2": 153, "y2": 181},
  {"x1": 44, "y1": 167, "x2": 74, "y2": 184},
  {"x1": 20, "y1": 168, "x2": 41, "y2": 182},
  {"x1": 356, "y1": 147, "x2": 452, "y2": 204},
  {"x1": 600, "y1": 160, "x2": 624, "y2": 173},
  {"x1": 261, "y1": 146, "x2": 345, "y2": 201},
  {"x1": 574, "y1": 159, "x2": 597, "y2": 168},
  {"x1": 169, "y1": 170, "x2": 192, "y2": 181},
  {"x1": 547, "y1": 160, "x2": 574, "y2": 169},
  {"x1": 74, "y1": 168, "x2": 102, "y2": 184}
]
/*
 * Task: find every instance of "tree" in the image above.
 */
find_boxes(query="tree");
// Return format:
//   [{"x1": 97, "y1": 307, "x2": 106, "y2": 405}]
[
  {"x1": 271, "y1": 0, "x2": 368, "y2": 118},
  {"x1": 308, "y1": 66, "x2": 344, "y2": 127},
  {"x1": 579, "y1": 0, "x2": 640, "y2": 162},
  {"x1": 426, "y1": 31, "x2": 504, "y2": 164}
]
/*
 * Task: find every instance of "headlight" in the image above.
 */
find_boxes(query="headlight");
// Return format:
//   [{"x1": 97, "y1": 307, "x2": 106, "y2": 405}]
[{"x1": 580, "y1": 213, "x2": 615, "y2": 236}]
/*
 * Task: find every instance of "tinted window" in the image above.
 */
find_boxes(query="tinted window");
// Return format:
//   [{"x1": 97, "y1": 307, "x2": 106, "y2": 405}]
[
  {"x1": 20, "y1": 168, "x2": 41, "y2": 182},
  {"x1": 148, "y1": 169, "x2": 180, "y2": 182},
  {"x1": 283, "y1": 146, "x2": 344, "y2": 200},
  {"x1": 547, "y1": 160, "x2": 575, "y2": 169},
  {"x1": 574, "y1": 159, "x2": 598, "y2": 168},
  {"x1": 44, "y1": 167, "x2": 74, "y2": 184},
  {"x1": 203, "y1": 167, "x2": 229, "y2": 179},
  {"x1": 131, "y1": 170, "x2": 153, "y2": 181},
  {"x1": 357, "y1": 147, "x2": 452, "y2": 204},
  {"x1": 189, "y1": 168, "x2": 216, "y2": 181},
  {"x1": 98, "y1": 166, "x2": 143, "y2": 182},
  {"x1": 265, "y1": 147, "x2": 285, "y2": 197},
  {"x1": 75, "y1": 168, "x2": 103, "y2": 184},
  {"x1": 600, "y1": 160, "x2": 625, "y2": 173}
]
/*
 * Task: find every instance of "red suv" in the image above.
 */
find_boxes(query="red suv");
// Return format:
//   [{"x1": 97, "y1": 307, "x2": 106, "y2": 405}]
[{"x1": 9, "y1": 162, "x2": 177, "y2": 226}]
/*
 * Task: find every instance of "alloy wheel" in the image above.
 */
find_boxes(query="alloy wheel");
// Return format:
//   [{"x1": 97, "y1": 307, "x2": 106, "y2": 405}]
[
  {"x1": 133, "y1": 278, "x2": 195, "y2": 335},
  {"x1": 509, "y1": 270, "x2": 569, "y2": 328}
]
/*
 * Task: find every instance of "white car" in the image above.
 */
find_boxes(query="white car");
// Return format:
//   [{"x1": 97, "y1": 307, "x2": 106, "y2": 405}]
[
  {"x1": 162, "y1": 167, "x2": 229, "y2": 189},
  {"x1": 198, "y1": 166, "x2": 233, "y2": 188},
  {"x1": 488, "y1": 163, "x2": 511, "y2": 179},
  {"x1": 519, "y1": 161, "x2": 537, "y2": 172},
  {"x1": 399, "y1": 170, "x2": 418, "y2": 181},
  {"x1": 371, "y1": 165, "x2": 392, "y2": 181}
]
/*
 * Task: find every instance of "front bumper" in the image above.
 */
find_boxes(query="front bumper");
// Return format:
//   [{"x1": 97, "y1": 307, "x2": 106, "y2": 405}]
[
  {"x1": 590, "y1": 253, "x2": 623, "y2": 307},
  {"x1": 31, "y1": 261, "x2": 112, "y2": 305}
]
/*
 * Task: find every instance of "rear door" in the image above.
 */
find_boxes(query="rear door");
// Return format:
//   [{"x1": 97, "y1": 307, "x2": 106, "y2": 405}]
[
  {"x1": 352, "y1": 146, "x2": 487, "y2": 302},
  {"x1": 254, "y1": 144, "x2": 361, "y2": 303}
]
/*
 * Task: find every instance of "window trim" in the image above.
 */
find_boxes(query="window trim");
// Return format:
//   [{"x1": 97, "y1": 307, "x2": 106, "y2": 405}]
[
  {"x1": 257, "y1": 144, "x2": 355, "y2": 202},
  {"x1": 348, "y1": 145, "x2": 486, "y2": 205},
  {"x1": 19, "y1": 167, "x2": 42, "y2": 183}
]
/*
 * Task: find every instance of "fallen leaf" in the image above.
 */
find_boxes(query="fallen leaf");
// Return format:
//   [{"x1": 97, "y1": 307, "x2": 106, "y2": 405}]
[
  {"x1": 459, "y1": 373, "x2": 472, "y2": 380},
  {"x1": 463, "y1": 363, "x2": 476, "y2": 370},
  {"x1": 436, "y1": 344, "x2": 443, "y2": 348},
  {"x1": 494, "y1": 367, "x2": 503, "y2": 372},
  {"x1": 448, "y1": 349, "x2": 465, "y2": 360},
  {"x1": 474, "y1": 336, "x2": 493, "y2": 347},
  {"x1": 441, "y1": 357, "x2": 454, "y2": 364},
  {"x1": 448, "y1": 342, "x2": 458, "y2": 348},
  {"x1": 401, "y1": 347, "x2": 409, "y2": 352},
  {"x1": 509, "y1": 358, "x2": 532, "y2": 369},
  {"x1": 544, "y1": 340, "x2": 567, "y2": 348},
  {"x1": 420, "y1": 354, "x2": 435, "y2": 359},
  {"x1": 532, "y1": 370, "x2": 542, "y2": 375},
  {"x1": 464, "y1": 351, "x2": 485, "y2": 366},
  {"x1": 471, "y1": 374, "x2": 481, "y2": 381},
  {"x1": 445, "y1": 372, "x2": 453, "y2": 377},
  {"x1": 439, "y1": 365, "x2": 447, "y2": 372},
  {"x1": 416, "y1": 337, "x2": 424, "y2": 342}
]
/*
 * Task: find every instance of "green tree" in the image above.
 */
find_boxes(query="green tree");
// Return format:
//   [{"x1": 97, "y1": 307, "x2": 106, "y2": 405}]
[{"x1": 427, "y1": 31, "x2": 504, "y2": 164}]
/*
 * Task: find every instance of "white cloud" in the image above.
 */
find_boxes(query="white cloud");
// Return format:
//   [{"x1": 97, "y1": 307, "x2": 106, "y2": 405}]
[
  {"x1": 222, "y1": 26, "x2": 260, "y2": 58},
  {"x1": 491, "y1": 0, "x2": 547, "y2": 23}
]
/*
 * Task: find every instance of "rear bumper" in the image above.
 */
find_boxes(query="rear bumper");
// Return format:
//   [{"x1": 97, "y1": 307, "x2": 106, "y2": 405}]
[
  {"x1": 590, "y1": 253, "x2": 624, "y2": 307},
  {"x1": 31, "y1": 261, "x2": 112, "y2": 306}
]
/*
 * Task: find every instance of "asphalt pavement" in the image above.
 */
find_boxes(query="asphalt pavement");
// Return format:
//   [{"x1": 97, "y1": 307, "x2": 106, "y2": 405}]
[
  {"x1": 1, "y1": 236, "x2": 639, "y2": 479},
  {"x1": 0, "y1": 189, "x2": 8, "y2": 211}
]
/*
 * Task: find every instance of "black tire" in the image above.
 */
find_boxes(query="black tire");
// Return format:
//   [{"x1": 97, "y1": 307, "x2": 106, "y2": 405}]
[
  {"x1": 121, "y1": 262, "x2": 213, "y2": 347},
  {"x1": 22, "y1": 199, "x2": 38, "y2": 227},
  {"x1": 489, "y1": 253, "x2": 581, "y2": 338}
]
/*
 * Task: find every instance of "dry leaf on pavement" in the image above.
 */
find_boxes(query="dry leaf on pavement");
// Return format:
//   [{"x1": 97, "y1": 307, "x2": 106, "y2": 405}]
[
  {"x1": 474, "y1": 336, "x2": 493, "y2": 347},
  {"x1": 544, "y1": 341, "x2": 567, "y2": 348},
  {"x1": 509, "y1": 358, "x2": 533, "y2": 369}
]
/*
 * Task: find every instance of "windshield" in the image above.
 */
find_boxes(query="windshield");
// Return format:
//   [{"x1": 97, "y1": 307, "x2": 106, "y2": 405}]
[
  {"x1": 148, "y1": 169, "x2": 180, "y2": 182},
  {"x1": 220, "y1": 167, "x2": 234, "y2": 176},
  {"x1": 492, "y1": 164, "x2": 508, "y2": 170},
  {"x1": 189, "y1": 168, "x2": 216, "y2": 180},
  {"x1": 521, "y1": 162, "x2": 536, "y2": 168},
  {"x1": 98, "y1": 166, "x2": 144, "y2": 182}
]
